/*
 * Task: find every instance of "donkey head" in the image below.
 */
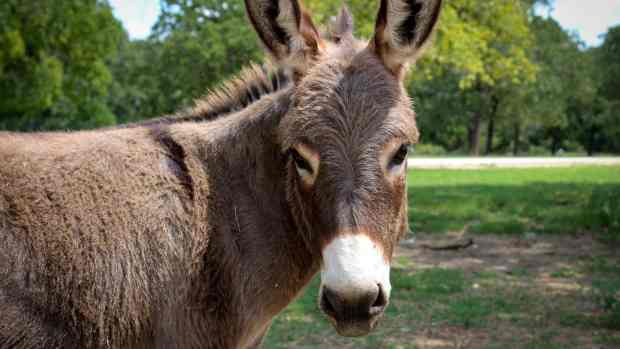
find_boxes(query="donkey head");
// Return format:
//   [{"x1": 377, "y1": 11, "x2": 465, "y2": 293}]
[{"x1": 246, "y1": 0, "x2": 441, "y2": 337}]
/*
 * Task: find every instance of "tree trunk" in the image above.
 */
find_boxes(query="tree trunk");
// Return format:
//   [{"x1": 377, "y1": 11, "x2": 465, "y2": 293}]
[
  {"x1": 587, "y1": 126, "x2": 596, "y2": 156},
  {"x1": 512, "y1": 122, "x2": 520, "y2": 156},
  {"x1": 468, "y1": 82, "x2": 486, "y2": 156},
  {"x1": 485, "y1": 115, "x2": 495, "y2": 155},
  {"x1": 551, "y1": 132, "x2": 560, "y2": 155},
  {"x1": 485, "y1": 96, "x2": 499, "y2": 155},
  {"x1": 469, "y1": 112, "x2": 482, "y2": 156}
]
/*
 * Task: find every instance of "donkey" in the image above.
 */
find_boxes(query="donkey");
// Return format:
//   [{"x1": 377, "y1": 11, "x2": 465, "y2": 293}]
[{"x1": 0, "y1": 0, "x2": 442, "y2": 347}]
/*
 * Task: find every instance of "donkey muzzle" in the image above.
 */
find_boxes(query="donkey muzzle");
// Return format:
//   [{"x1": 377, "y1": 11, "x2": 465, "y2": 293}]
[
  {"x1": 319, "y1": 283, "x2": 388, "y2": 336},
  {"x1": 319, "y1": 233, "x2": 392, "y2": 336}
]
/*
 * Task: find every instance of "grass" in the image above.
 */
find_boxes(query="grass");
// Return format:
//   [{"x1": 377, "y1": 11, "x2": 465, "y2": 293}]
[
  {"x1": 591, "y1": 257, "x2": 620, "y2": 330},
  {"x1": 409, "y1": 151, "x2": 618, "y2": 158},
  {"x1": 264, "y1": 265, "x2": 586, "y2": 348},
  {"x1": 266, "y1": 256, "x2": 620, "y2": 348},
  {"x1": 407, "y1": 166, "x2": 620, "y2": 236},
  {"x1": 264, "y1": 166, "x2": 620, "y2": 348}
]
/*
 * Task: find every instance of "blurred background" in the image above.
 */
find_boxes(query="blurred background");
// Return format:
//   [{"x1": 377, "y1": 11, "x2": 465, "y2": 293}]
[{"x1": 1, "y1": 0, "x2": 619, "y2": 156}]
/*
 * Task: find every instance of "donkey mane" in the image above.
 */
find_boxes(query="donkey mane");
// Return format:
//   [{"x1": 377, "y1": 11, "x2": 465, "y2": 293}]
[{"x1": 122, "y1": 63, "x2": 291, "y2": 128}]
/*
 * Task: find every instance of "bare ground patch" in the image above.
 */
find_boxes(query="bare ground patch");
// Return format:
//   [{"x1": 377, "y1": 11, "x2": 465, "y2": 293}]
[{"x1": 391, "y1": 233, "x2": 620, "y2": 349}]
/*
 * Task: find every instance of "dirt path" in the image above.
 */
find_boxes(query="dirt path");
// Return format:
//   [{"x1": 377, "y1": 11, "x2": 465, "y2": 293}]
[
  {"x1": 407, "y1": 157, "x2": 620, "y2": 169},
  {"x1": 393, "y1": 233, "x2": 620, "y2": 349},
  {"x1": 397, "y1": 233, "x2": 597, "y2": 279}
]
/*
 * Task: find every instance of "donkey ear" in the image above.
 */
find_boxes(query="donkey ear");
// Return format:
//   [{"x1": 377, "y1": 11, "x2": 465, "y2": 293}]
[
  {"x1": 371, "y1": 0, "x2": 442, "y2": 77},
  {"x1": 245, "y1": 0, "x2": 322, "y2": 72}
]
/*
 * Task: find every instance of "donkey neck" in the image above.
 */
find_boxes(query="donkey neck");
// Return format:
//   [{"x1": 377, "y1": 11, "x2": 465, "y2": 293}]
[{"x1": 165, "y1": 88, "x2": 319, "y2": 346}]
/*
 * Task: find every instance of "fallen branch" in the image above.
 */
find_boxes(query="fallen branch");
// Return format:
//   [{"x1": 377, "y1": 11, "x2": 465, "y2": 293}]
[{"x1": 419, "y1": 238, "x2": 474, "y2": 251}]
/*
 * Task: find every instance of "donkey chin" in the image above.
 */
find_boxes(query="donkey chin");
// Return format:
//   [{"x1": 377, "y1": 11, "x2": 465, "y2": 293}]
[{"x1": 318, "y1": 234, "x2": 392, "y2": 337}]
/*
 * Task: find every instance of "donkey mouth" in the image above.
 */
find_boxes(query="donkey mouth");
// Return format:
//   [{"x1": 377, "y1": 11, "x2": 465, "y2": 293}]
[{"x1": 319, "y1": 285, "x2": 388, "y2": 337}]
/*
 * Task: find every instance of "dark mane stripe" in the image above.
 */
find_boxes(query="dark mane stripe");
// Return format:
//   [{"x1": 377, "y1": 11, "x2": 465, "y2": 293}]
[
  {"x1": 120, "y1": 63, "x2": 291, "y2": 128},
  {"x1": 192, "y1": 63, "x2": 291, "y2": 120}
]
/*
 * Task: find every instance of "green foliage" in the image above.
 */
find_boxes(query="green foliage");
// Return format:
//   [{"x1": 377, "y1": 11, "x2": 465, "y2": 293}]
[
  {"x1": 526, "y1": 145, "x2": 551, "y2": 156},
  {"x1": 105, "y1": 0, "x2": 265, "y2": 122},
  {"x1": 598, "y1": 26, "x2": 620, "y2": 103},
  {"x1": 592, "y1": 25, "x2": 620, "y2": 153},
  {"x1": 411, "y1": 71, "x2": 470, "y2": 151},
  {"x1": 410, "y1": 0, "x2": 539, "y2": 154},
  {"x1": 106, "y1": 40, "x2": 165, "y2": 123},
  {"x1": 411, "y1": 143, "x2": 447, "y2": 157},
  {"x1": 425, "y1": 0, "x2": 537, "y2": 89},
  {"x1": 0, "y1": 0, "x2": 124, "y2": 130},
  {"x1": 586, "y1": 186, "x2": 620, "y2": 242},
  {"x1": 148, "y1": 0, "x2": 263, "y2": 114},
  {"x1": 523, "y1": 17, "x2": 589, "y2": 130}
]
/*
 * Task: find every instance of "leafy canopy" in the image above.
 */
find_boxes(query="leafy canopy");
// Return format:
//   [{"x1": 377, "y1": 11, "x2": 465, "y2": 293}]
[{"x1": 0, "y1": 0, "x2": 124, "y2": 130}]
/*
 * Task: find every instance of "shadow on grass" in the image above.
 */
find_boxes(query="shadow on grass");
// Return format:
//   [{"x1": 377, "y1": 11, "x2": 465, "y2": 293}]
[{"x1": 408, "y1": 182, "x2": 620, "y2": 236}]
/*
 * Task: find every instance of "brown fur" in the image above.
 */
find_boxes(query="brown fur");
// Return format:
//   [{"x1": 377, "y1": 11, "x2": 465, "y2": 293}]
[{"x1": 0, "y1": 1, "x2": 441, "y2": 348}]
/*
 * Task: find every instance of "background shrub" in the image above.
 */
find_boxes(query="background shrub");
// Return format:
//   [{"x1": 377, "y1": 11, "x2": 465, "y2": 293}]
[
  {"x1": 412, "y1": 143, "x2": 447, "y2": 157},
  {"x1": 586, "y1": 186, "x2": 620, "y2": 242}
]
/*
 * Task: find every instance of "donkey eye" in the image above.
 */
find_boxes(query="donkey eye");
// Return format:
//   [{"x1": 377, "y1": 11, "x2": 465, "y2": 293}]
[
  {"x1": 389, "y1": 144, "x2": 409, "y2": 169},
  {"x1": 289, "y1": 148, "x2": 313, "y2": 175}
]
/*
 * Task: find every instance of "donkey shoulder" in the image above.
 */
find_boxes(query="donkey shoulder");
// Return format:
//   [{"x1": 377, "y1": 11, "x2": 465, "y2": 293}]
[{"x1": 0, "y1": 127, "x2": 201, "y2": 348}]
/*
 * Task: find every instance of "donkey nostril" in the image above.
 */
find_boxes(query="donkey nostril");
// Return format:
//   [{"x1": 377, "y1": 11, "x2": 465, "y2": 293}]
[
  {"x1": 371, "y1": 284, "x2": 388, "y2": 310},
  {"x1": 321, "y1": 288, "x2": 339, "y2": 317}
]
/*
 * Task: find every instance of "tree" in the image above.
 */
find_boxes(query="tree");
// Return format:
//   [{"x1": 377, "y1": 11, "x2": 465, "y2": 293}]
[
  {"x1": 411, "y1": 70, "x2": 473, "y2": 152},
  {"x1": 106, "y1": 38, "x2": 167, "y2": 123},
  {"x1": 412, "y1": 0, "x2": 538, "y2": 155},
  {"x1": 509, "y1": 16, "x2": 589, "y2": 155},
  {"x1": 578, "y1": 25, "x2": 620, "y2": 154},
  {"x1": 598, "y1": 25, "x2": 620, "y2": 103},
  {"x1": 0, "y1": 0, "x2": 124, "y2": 131},
  {"x1": 146, "y1": 0, "x2": 263, "y2": 115},
  {"x1": 516, "y1": 18, "x2": 616, "y2": 156}
]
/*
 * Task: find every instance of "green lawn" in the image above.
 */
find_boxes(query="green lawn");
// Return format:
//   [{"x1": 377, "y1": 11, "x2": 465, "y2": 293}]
[
  {"x1": 264, "y1": 166, "x2": 620, "y2": 348},
  {"x1": 407, "y1": 166, "x2": 620, "y2": 236},
  {"x1": 266, "y1": 252, "x2": 620, "y2": 348}
]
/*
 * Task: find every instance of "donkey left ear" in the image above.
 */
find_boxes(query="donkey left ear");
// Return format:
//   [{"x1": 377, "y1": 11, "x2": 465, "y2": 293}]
[
  {"x1": 370, "y1": 0, "x2": 442, "y2": 77},
  {"x1": 245, "y1": 0, "x2": 322, "y2": 74}
]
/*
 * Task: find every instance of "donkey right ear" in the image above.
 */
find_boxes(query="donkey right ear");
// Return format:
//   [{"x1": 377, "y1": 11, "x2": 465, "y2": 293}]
[
  {"x1": 371, "y1": 0, "x2": 442, "y2": 78},
  {"x1": 245, "y1": 0, "x2": 322, "y2": 73}
]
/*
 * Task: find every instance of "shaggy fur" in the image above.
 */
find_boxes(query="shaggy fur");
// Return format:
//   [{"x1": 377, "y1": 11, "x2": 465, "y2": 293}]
[{"x1": 0, "y1": 0, "x2": 441, "y2": 348}]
